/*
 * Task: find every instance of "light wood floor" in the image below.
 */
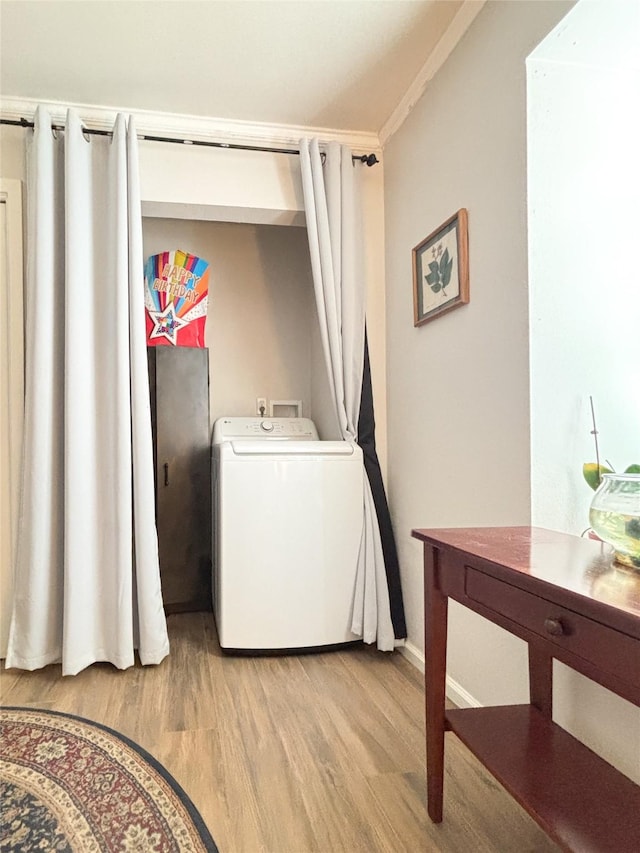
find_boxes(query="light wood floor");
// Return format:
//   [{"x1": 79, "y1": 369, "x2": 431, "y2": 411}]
[{"x1": 1, "y1": 612, "x2": 559, "y2": 853}]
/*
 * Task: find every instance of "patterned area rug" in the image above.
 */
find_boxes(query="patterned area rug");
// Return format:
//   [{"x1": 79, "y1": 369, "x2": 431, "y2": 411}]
[{"x1": 0, "y1": 707, "x2": 218, "y2": 852}]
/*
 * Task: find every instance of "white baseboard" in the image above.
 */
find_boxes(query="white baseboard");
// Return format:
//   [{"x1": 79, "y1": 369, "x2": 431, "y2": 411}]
[
  {"x1": 399, "y1": 640, "x2": 481, "y2": 709},
  {"x1": 445, "y1": 675, "x2": 479, "y2": 709},
  {"x1": 399, "y1": 639, "x2": 425, "y2": 672}
]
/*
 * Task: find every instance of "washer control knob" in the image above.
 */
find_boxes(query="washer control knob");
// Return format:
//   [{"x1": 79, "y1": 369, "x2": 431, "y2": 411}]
[{"x1": 260, "y1": 420, "x2": 274, "y2": 432}]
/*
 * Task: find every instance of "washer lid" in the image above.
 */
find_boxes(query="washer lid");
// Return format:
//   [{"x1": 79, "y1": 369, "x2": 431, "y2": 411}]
[
  {"x1": 213, "y1": 417, "x2": 318, "y2": 443},
  {"x1": 228, "y1": 440, "x2": 358, "y2": 456}
]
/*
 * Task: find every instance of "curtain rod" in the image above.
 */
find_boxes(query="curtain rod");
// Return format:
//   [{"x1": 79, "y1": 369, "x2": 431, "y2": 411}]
[{"x1": 0, "y1": 117, "x2": 380, "y2": 166}]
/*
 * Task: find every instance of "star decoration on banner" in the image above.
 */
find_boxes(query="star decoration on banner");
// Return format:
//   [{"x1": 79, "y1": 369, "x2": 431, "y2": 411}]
[{"x1": 148, "y1": 303, "x2": 188, "y2": 345}]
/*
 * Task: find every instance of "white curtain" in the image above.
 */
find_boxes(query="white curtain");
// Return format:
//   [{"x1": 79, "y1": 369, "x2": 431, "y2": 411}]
[
  {"x1": 299, "y1": 138, "x2": 394, "y2": 651},
  {"x1": 6, "y1": 107, "x2": 169, "y2": 676}
]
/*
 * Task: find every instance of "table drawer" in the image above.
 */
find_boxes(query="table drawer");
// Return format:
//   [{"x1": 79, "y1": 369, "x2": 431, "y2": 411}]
[{"x1": 465, "y1": 567, "x2": 640, "y2": 686}]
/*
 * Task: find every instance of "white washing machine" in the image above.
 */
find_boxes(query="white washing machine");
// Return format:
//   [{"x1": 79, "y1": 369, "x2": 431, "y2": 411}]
[{"x1": 212, "y1": 417, "x2": 364, "y2": 651}]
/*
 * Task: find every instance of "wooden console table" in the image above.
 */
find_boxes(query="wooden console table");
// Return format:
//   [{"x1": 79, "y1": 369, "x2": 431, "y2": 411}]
[{"x1": 411, "y1": 526, "x2": 640, "y2": 853}]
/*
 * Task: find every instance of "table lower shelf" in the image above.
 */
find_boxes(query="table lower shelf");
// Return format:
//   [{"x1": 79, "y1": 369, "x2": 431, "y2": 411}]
[{"x1": 445, "y1": 704, "x2": 640, "y2": 853}]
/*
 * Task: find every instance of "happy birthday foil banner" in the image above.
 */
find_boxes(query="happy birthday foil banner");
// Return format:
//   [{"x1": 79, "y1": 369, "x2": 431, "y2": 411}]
[{"x1": 144, "y1": 250, "x2": 209, "y2": 347}]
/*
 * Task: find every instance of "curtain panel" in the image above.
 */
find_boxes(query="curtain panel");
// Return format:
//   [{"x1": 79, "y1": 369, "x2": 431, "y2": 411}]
[
  {"x1": 6, "y1": 107, "x2": 169, "y2": 676},
  {"x1": 300, "y1": 138, "x2": 405, "y2": 651}
]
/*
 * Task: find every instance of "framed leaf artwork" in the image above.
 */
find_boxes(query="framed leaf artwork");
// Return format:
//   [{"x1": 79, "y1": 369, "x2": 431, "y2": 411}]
[{"x1": 412, "y1": 209, "x2": 469, "y2": 326}]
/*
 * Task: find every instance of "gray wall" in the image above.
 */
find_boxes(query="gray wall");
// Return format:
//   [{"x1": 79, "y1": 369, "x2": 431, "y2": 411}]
[
  {"x1": 385, "y1": 0, "x2": 638, "y2": 787},
  {"x1": 384, "y1": 0, "x2": 574, "y2": 699}
]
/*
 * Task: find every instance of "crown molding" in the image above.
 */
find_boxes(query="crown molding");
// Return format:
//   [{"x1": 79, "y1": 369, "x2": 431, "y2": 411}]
[
  {"x1": 379, "y1": 0, "x2": 486, "y2": 147},
  {"x1": 0, "y1": 96, "x2": 382, "y2": 155}
]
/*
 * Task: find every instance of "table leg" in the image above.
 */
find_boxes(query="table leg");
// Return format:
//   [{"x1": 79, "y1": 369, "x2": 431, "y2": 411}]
[
  {"x1": 528, "y1": 642, "x2": 553, "y2": 718},
  {"x1": 424, "y1": 544, "x2": 448, "y2": 823}
]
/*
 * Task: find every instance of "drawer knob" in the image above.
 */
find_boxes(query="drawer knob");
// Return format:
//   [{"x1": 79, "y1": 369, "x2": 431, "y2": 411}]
[{"x1": 544, "y1": 617, "x2": 564, "y2": 636}]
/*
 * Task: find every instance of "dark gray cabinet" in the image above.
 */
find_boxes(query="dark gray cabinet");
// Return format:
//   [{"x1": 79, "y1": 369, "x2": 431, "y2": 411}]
[{"x1": 147, "y1": 346, "x2": 211, "y2": 613}]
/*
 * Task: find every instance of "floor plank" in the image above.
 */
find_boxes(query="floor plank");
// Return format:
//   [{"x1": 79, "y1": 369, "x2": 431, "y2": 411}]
[{"x1": 1, "y1": 612, "x2": 559, "y2": 852}]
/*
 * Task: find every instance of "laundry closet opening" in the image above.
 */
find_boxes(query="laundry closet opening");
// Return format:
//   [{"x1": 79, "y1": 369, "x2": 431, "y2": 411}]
[{"x1": 137, "y1": 140, "x2": 399, "y2": 646}]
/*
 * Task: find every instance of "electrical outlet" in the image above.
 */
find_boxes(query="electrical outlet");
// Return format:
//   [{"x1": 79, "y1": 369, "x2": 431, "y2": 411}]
[{"x1": 256, "y1": 397, "x2": 267, "y2": 416}]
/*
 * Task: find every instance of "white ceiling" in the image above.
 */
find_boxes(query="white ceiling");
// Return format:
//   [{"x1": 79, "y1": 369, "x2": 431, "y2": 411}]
[{"x1": 0, "y1": 0, "x2": 466, "y2": 136}]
